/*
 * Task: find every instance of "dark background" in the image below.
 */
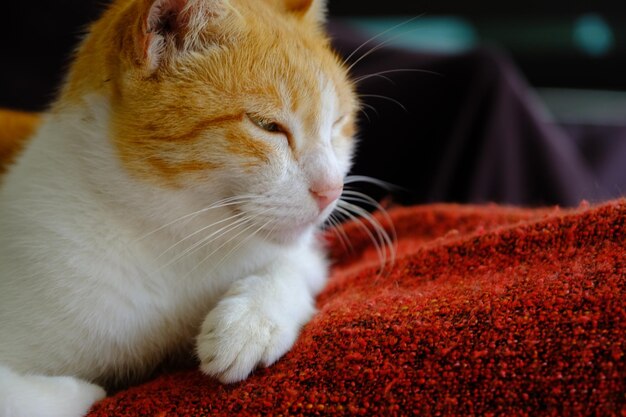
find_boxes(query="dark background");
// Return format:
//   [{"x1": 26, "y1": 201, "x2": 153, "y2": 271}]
[
  {"x1": 329, "y1": 1, "x2": 626, "y2": 16},
  {"x1": 329, "y1": 1, "x2": 626, "y2": 91},
  {"x1": 2, "y1": 1, "x2": 626, "y2": 111}
]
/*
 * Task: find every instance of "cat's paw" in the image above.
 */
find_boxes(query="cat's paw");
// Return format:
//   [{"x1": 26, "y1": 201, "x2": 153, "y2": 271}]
[
  {"x1": 0, "y1": 365, "x2": 106, "y2": 417},
  {"x1": 29, "y1": 375, "x2": 106, "y2": 417},
  {"x1": 196, "y1": 294, "x2": 303, "y2": 384}
]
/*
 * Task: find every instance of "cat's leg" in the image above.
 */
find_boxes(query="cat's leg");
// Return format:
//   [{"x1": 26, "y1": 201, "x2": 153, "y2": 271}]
[
  {"x1": 0, "y1": 365, "x2": 106, "y2": 417},
  {"x1": 197, "y1": 246, "x2": 326, "y2": 383}
]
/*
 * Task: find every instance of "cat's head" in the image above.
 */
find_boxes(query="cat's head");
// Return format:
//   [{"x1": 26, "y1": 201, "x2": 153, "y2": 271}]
[{"x1": 63, "y1": 0, "x2": 357, "y2": 243}]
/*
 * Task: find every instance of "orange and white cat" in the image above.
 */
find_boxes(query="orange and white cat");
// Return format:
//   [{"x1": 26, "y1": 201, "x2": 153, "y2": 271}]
[{"x1": 0, "y1": 0, "x2": 357, "y2": 415}]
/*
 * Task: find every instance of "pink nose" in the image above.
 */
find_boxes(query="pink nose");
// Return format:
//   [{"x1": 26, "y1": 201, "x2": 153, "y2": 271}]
[{"x1": 310, "y1": 186, "x2": 343, "y2": 211}]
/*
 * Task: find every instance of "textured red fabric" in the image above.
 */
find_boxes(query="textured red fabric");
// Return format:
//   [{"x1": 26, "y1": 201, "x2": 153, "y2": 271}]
[{"x1": 88, "y1": 200, "x2": 626, "y2": 416}]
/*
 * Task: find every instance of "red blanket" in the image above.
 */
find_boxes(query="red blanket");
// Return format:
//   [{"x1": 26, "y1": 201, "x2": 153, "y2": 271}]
[{"x1": 88, "y1": 200, "x2": 626, "y2": 416}]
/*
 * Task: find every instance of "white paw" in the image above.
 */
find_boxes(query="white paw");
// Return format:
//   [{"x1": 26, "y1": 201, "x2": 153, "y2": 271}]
[
  {"x1": 196, "y1": 295, "x2": 305, "y2": 384},
  {"x1": 31, "y1": 375, "x2": 107, "y2": 415},
  {"x1": 0, "y1": 365, "x2": 106, "y2": 417}
]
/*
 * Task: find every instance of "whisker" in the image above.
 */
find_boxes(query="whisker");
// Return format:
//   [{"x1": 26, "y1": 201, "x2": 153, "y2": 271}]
[
  {"x1": 358, "y1": 73, "x2": 396, "y2": 86},
  {"x1": 155, "y1": 210, "x2": 248, "y2": 260},
  {"x1": 135, "y1": 195, "x2": 258, "y2": 242},
  {"x1": 344, "y1": 175, "x2": 402, "y2": 192},
  {"x1": 183, "y1": 216, "x2": 269, "y2": 279},
  {"x1": 339, "y1": 201, "x2": 395, "y2": 259},
  {"x1": 343, "y1": 14, "x2": 424, "y2": 67},
  {"x1": 325, "y1": 213, "x2": 354, "y2": 254},
  {"x1": 340, "y1": 191, "x2": 398, "y2": 251},
  {"x1": 341, "y1": 177, "x2": 400, "y2": 272},
  {"x1": 359, "y1": 94, "x2": 407, "y2": 113},
  {"x1": 347, "y1": 16, "x2": 427, "y2": 73},
  {"x1": 337, "y1": 200, "x2": 396, "y2": 274},
  {"x1": 260, "y1": 219, "x2": 280, "y2": 243},
  {"x1": 163, "y1": 205, "x2": 275, "y2": 269},
  {"x1": 359, "y1": 102, "x2": 379, "y2": 119},
  {"x1": 156, "y1": 214, "x2": 255, "y2": 271},
  {"x1": 212, "y1": 218, "x2": 274, "y2": 270},
  {"x1": 341, "y1": 191, "x2": 387, "y2": 212},
  {"x1": 334, "y1": 204, "x2": 387, "y2": 272},
  {"x1": 355, "y1": 68, "x2": 442, "y2": 85},
  {"x1": 359, "y1": 108, "x2": 372, "y2": 123}
]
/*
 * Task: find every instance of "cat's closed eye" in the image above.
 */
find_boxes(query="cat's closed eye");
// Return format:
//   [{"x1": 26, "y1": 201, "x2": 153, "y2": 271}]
[
  {"x1": 247, "y1": 113, "x2": 285, "y2": 134},
  {"x1": 333, "y1": 115, "x2": 347, "y2": 127}
]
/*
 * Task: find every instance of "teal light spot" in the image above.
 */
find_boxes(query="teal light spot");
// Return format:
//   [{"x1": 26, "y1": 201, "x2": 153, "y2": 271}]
[
  {"x1": 573, "y1": 14, "x2": 614, "y2": 56},
  {"x1": 347, "y1": 17, "x2": 477, "y2": 53}
]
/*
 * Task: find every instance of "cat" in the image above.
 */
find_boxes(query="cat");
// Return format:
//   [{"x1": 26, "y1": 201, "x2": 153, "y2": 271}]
[{"x1": 0, "y1": 0, "x2": 358, "y2": 416}]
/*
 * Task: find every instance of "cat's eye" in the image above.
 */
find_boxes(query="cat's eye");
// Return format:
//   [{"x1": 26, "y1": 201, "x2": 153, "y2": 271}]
[
  {"x1": 247, "y1": 113, "x2": 284, "y2": 134},
  {"x1": 333, "y1": 115, "x2": 347, "y2": 126}
]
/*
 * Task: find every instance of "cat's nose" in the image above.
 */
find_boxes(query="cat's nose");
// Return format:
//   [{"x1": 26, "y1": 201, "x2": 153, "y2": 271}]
[{"x1": 310, "y1": 185, "x2": 343, "y2": 211}]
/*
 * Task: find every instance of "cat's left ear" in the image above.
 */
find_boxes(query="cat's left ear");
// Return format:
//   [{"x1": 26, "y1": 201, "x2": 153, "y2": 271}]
[
  {"x1": 135, "y1": 0, "x2": 229, "y2": 72},
  {"x1": 282, "y1": 0, "x2": 328, "y2": 24}
]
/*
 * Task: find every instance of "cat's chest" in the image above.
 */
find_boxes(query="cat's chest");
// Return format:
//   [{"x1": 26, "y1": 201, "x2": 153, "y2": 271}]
[
  {"x1": 67, "y1": 215, "x2": 281, "y2": 379},
  {"x1": 86, "y1": 265, "x2": 218, "y2": 380},
  {"x1": 94, "y1": 235, "x2": 274, "y2": 345}
]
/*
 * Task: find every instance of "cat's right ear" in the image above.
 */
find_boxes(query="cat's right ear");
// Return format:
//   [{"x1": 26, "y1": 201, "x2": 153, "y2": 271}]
[
  {"x1": 134, "y1": 0, "x2": 228, "y2": 72},
  {"x1": 280, "y1": 0, "x2": 327, "y2": 24}
]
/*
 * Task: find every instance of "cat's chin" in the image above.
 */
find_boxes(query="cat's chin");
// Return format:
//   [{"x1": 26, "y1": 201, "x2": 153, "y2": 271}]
[{"x1": 263, "y1": 222, "x2": 316, "y2": 246}]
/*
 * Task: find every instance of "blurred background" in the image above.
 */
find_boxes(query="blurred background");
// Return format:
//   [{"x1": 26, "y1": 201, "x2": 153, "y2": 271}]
[
  {"x1": 3, "y1": 1, "x2": 626, "y2": 112},
  {"x1": 1, "y1": 1, "x2": 626, "y2": 206},
  {"x1": 329, "y1": 1, "x2": 626, "y2": 125}
]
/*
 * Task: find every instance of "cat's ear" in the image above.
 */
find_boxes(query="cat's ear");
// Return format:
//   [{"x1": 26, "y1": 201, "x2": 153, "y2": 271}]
[
  {"x1": 280, "y1": 0, "x2": 328, "y2": 24},
  {"x1": 136, "y1": 0, "x2": 228, "y2": 71}
]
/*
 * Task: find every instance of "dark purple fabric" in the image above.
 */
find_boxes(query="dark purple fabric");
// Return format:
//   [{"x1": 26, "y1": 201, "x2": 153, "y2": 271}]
[
  {"x1": 329, "y1": 22, "x2": 622, "y2": 207},
  {"x1": 563, "y1": 123, "x2": 626, "y2": 197}
]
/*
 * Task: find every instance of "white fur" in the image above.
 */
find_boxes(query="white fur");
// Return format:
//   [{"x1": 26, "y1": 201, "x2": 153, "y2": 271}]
[
  {"x1": 0, "y1": 366, "x2": 106, "y2": 417},
  {"x1": 0, "y1": 54, "x2": 351, "y2": 416}
]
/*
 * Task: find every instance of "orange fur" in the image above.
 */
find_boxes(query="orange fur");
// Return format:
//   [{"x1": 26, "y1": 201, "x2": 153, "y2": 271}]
[
  {"x1": 54, "y1": 0, "x2": 356, "y2": 187},
  {"x1": 341, "y1": 120, "x2": 356, "y2": 139},
  {"x1": 0, "y1": 109, "x2": 41, "y2": 175}
]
